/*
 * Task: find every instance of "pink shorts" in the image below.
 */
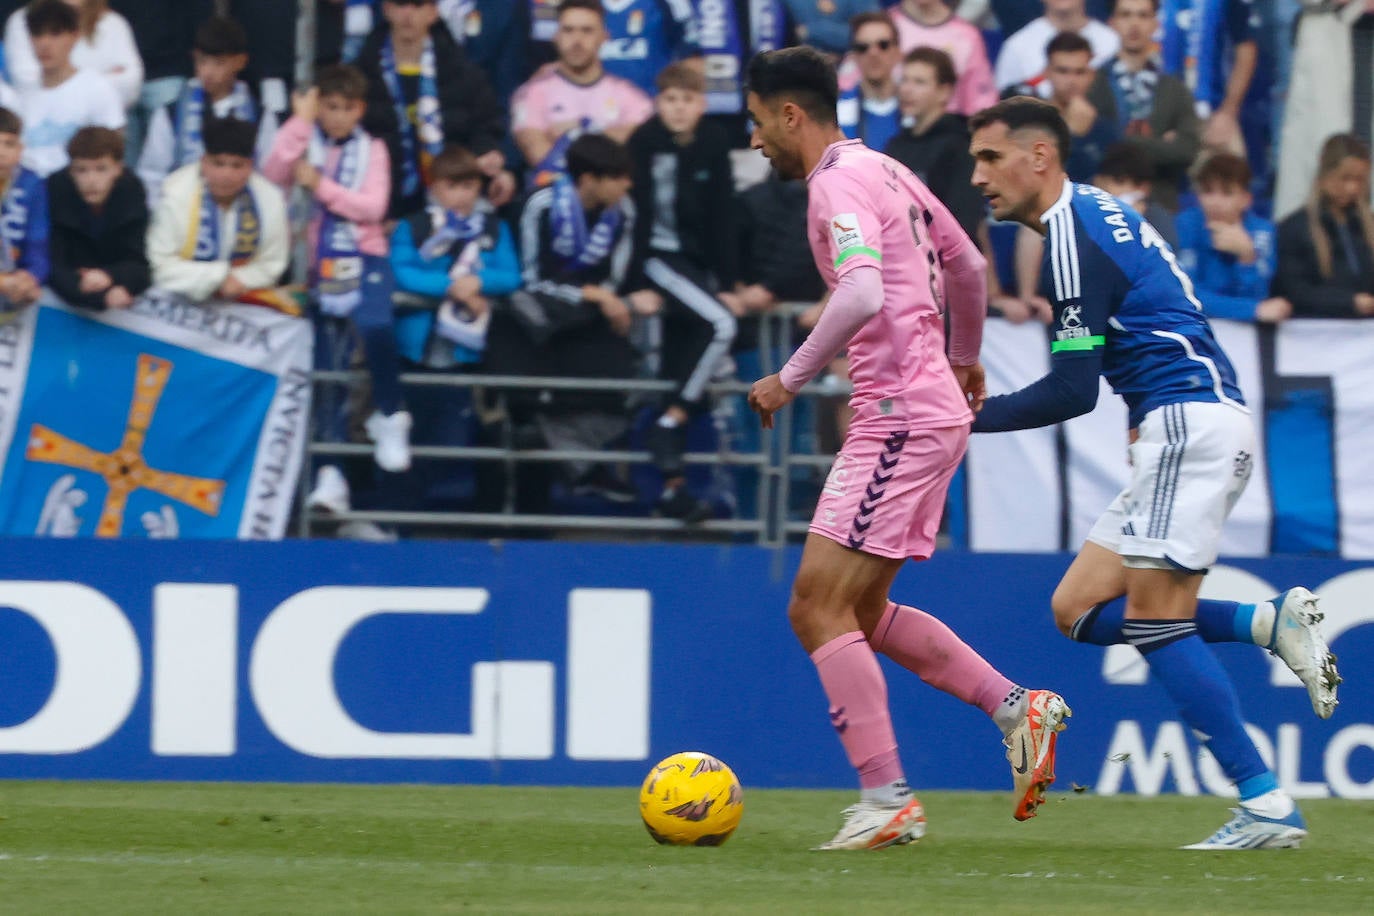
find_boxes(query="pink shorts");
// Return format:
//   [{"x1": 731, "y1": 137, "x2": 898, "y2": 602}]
[{"x1": 809, "y1": 414, "x2": 969, "y2": 561}]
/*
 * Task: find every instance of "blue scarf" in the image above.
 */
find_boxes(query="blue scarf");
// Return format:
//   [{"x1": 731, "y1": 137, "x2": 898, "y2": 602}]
[
  {"x1": 549, "y1": 175, "x2": 622, "y2": 271},
  {"x1": 529, "y1": 116, "x2": 590, "y2": 189},
  {"x1": 419, "y1": 198, "x2": 488, "y2": 261},
  {"x1": 0, "y1": 174, "x2": 31, "y2": 276},
  {"x1": 184, "y1": 180, "x2": 261, "y2": 267},
  {"x1": 173, "y1": 79, "x2": 259, "y2": 167},
  {"x1": 310, "y1": 126, "x2": 372, "y2": 317},
  {"x1": 379, "y1": 35, "x2": 444, "y2": 197}
]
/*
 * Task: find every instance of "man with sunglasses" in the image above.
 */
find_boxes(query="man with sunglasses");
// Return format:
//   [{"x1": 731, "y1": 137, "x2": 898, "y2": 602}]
[{"x1": 837, "y1": 12, "x2": 902, "y2": 151}]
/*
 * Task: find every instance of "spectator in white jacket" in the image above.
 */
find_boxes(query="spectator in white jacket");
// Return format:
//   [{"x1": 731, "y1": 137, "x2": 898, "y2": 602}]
[
  {"x1": 4, "y1": 0, "x2": 144, "y2": 109},
  {"x1": 147, "y1": 116, "x2": 289, "y2": 303}
]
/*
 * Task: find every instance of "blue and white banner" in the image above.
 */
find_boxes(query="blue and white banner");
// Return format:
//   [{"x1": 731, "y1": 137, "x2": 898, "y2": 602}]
[
  {"x1": 0, "y1": 540, "x2": 1369, "y2": 798},
  {"x1": 0, "y1": 295, "x2": 311, "y2": 539},
  {"x1": 961, "y1": 318, "x2": 1374, "y2": 558}
]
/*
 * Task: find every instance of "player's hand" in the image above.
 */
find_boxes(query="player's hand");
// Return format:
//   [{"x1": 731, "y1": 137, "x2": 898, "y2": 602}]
[
  {"x1": 952, "y1": 362, "x2": 986, "y2": 413},
  {"x1": 748, "y1": 373, "x2": 794, "y2": 429},
  {"x1": 1255, "y1": 297, "x2": 1292, "y2": 323}
]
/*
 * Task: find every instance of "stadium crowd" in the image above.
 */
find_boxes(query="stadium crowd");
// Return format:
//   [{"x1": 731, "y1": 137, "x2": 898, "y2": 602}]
[{"x1": 0, "y1": 0, "x2": 1370, "y2": 539}]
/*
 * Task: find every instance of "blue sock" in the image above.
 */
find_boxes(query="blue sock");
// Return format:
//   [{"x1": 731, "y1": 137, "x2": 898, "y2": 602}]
[
  {"x1": 1122, "y1": 620, "x2": 1270, "y2": 794},
  {"x1": 1071, "y1": 599, "x2": 1261, "y2": 647}
]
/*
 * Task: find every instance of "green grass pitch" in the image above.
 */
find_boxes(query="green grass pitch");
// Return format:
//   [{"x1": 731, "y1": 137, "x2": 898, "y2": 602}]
[{"x1": 0, "y1": 782, "x2": 1371, "y2": 913}]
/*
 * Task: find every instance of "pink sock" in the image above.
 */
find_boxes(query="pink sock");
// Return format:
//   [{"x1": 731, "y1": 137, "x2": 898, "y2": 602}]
[
  {"x1": 811, "y1": 632, "x2": 905, "y2": 790},
  {"x1": 871, "y1": 602, "x2": 1016, "y2": 717}
]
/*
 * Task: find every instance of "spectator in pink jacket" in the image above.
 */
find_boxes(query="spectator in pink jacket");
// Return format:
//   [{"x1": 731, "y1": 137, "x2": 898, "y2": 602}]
[
  {"x1": 263, "y1": 63, "x2": 413, "y2": 512},
  {"x1": 887, "y1": 0, "x2": 996, "y2": 116}
]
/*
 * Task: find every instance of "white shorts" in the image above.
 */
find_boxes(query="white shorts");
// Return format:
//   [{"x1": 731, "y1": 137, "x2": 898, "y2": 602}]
[{"x1": 1086, "y1": 400, "x2": 1255, "y2": 572}]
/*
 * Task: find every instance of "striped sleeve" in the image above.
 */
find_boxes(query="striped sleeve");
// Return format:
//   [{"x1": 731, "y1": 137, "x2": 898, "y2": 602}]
[{"x1": 1046, "y1": 208, "x2": 1108, "y2": 357}]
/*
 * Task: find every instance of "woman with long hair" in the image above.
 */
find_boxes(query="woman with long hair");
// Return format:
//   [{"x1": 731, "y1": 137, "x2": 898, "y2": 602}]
[
  {"x1": 1274, "y1": 133, "x2": 1374, "y2": 318},
  {"x1": 3, "y1": 0, "x2": 143, "y2": 108}
]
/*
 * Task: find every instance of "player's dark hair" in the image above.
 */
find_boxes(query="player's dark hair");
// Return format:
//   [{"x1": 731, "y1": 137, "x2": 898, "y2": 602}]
[
  {"x1": 202, "y1": 116, "x2": 258, "y2": 159},
  {"x1": 558, "y1": 0, "x2": 604, "y2": 21},
  {"x1": 1046, "y1": 31, "x2": 1093, "y2": 58},
  {"x1": 0, "y1": 107, "x2": 22, "y2": 137},
  {"x1": 1108, "y1": 0, "x2": 1160, "y2": 15},
  {"x1": 969, "y1": 96, "x2": 1072, "y2": 166},
  {"x1": 903, "y1": 47, "x2": 957, "y2": 87},
  {"x1": 747, "y1": 47, "x2": 839, "y2": 128},
  {"x1": 1096, "y1": 143, "x2": 1155, "y2": 185},
  {"x1": 315, "y1": 63, "x2": 369, "y2": 102},
  {"x1": 566, "y1": 133, "x2": 631, "y2": 181},
  {"x1": 26, "y1": 0, "x2": 79, "y2": 36},
  {"x1": 67, "y1": 126, "x2": 124, "y2": 162},
  {"x1": 194, "y1": 15, "x2": 249, "y2": 57},
  {"x1": 848, "y1": 11, "x2": 898, "y2": 44},
  {"x1": 430, "y1": 145, "x2": 485, "y2": 184},
  {"x1": 1193, "y1": 152, "x2": 1251, "y2": 191}
]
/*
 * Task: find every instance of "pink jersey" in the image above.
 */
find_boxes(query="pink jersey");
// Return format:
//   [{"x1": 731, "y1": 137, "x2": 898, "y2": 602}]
[
  {"x1": 510, "y1": 67, "x2": 653, "y2": 135},
  {"x1": 805, "y1": 139, "x2": 977, "y2": 426},
  {"x1": 889, "y1": 7, "x2": 997, "y2": 117}
]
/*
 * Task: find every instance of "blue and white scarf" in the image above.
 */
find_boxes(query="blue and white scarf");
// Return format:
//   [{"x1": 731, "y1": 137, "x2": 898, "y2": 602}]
[
  {"x1": 529, "y1": 116, "x2": 590, "y2": 189},
  {"x1": 173, "y1": 79, "x2": 259, "y2": 167},
  {"x1": 439, "y1": 0, "x2": 478, "y2": 45},
  {"x1": 184, "y1": 180, "x2": 261, "y2": 267},
  {"x1": 419, "y1": 197, "x2": 488, "y2": 261},
  {"x1": 1111, "y1": 55, "x2": 1161, "y2": 129},
  {"x1": 696, "y1": 0, "x2": 784, "y2": 115},
  {"x1": 309, "y1": 126, "x2": 372, "y2": 317},
  {"x1": 0, "y1": 176, "x2": 30, "y2": 276},
  {"x1": 379, "y1": 36, "x2": 445, "y2": 197},
  {"x1": 342, "y1": 0, "x2": 377, "y2": 62},
  {"x1": 549, "y1": 174, "x2": 622, "y2": 271}
]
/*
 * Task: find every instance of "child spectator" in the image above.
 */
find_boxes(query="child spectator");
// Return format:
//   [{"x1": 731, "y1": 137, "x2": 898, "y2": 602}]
[
  {"x1": 5, "y1": 0, "x2": 143, "y2": 109},
  {"x1": 885, "y1": 47, "x2": 984, "y2": 240},
  {"x1": 838, "y1": 12, "x2": 903, "y2": 152},
  {"x1": 391, "y1": 145, "x2": 521, "y2": 366},
  {"x1": 47, "y1": 126, "x2": 149, "y2": 310},
  {"x1": 484, "y1": 133, "x2": 639, "y2": 502},
  {"x1": 146, "y1": 116, "x2": 289, "y2": 305},
  {"x1": 1175, "y1": 152, "x2": 1289, "y2": 323},
  {"x1": 13, "y1": 0, "x2": 125, "y2": 178},
  {"x1": 1273, "y1": 133, "x2": 1374, "y2": 319},
  {"x1": 1092, "y1": 142, "x2": 1177, "y2": 248},
  {"x1": 262, "y1": 64, "x2": 413, "y2": 486},
  {"x1": 627, "y1": 62, "x2": 738, "y2": 523},
  {"x1": 138, "y1": 17, "x2": 279, "y2": 210},
  {"x1": 0, "y1": 107, "x2": 49, "y2": 309},
  {"x1": 357, "y1": 0, "x2": 510, "y2": 219},
  {"x1": 511, "y1": 0, "x2": 652, "y2": 187}
]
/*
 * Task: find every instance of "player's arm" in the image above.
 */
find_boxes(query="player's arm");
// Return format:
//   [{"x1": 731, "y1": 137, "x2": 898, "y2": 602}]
[
  {"x1": 971, "y1": 234, "x2": 1115, "y2": 433},
  {"x1": 928, "y1": 201, "x2": 988, "y2": 368}
]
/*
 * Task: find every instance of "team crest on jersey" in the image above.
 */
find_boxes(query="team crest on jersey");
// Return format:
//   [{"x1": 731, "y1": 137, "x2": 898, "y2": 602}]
[
  {"x1": 1056, "y1": 304, "x2": 1091, "y2": 342},
  {"x1": 830, "y1": 213, "x2": 864, "y2": 253},
  {"x1": 628, "y1": 9, "x2": 644, "y2": 34}
]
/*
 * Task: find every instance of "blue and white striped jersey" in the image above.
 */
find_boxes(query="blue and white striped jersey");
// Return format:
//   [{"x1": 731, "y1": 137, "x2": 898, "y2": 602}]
[{"x1": 976, "y1": 180, "x2": 1246, "y2": 432}]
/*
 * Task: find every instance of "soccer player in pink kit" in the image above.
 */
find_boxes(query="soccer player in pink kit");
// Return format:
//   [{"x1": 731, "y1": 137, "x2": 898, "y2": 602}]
[{"x1": 745, "y1": 47, "x2": 1071, "y2": 850}]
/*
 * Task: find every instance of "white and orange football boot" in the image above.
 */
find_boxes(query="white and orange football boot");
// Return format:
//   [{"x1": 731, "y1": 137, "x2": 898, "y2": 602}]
[
  {"x1": 814, "y1": 796, "x2": 926, "y2": 850},
  {"x1": 1004, "y1": 689, "x2": 1071, "y2": 821}
]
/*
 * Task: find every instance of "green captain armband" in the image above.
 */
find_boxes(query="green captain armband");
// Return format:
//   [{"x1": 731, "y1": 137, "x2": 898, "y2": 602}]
[
  {"x1": 1050, "y1": 335, "x2": 1105, "y2": 353},
  {"x1": 834, "y1": 246, "x2": 881, "y2": 267}
]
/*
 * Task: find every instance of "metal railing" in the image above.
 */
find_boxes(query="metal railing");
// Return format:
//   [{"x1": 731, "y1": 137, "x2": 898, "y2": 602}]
[{"x1": 299, "y1": 302, "x2": 842, "y2": 546}]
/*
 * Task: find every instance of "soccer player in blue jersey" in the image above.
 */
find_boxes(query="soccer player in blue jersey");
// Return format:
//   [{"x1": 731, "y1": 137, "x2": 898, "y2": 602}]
[{"x1": 966, "y1": 96, "x2": 1341, "y2": 850}]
